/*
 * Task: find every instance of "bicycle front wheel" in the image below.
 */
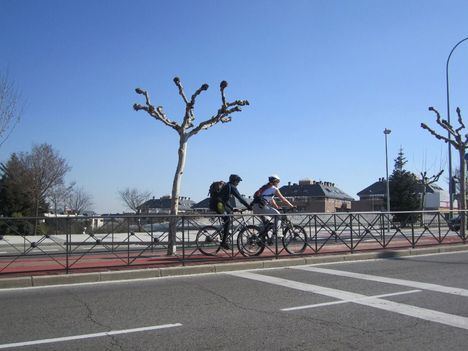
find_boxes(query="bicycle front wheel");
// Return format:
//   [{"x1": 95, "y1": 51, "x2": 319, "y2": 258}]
[
  {"x1": 237, "y1": 225, "x2": 265, "y2": 257},
  {"x1": 196, "y1": 226, "x2": 221, "y2": 256},
  {"x1": 283, "y1": 225, "x2": 307, "y2": 254}
]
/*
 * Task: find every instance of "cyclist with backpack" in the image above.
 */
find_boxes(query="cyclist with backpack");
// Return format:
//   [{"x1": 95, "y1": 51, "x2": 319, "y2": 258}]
[
  {"x1": 209, "y1": 174, "x2": 252, "y2": 250},
  {"x1": 251, "y1": 174, "x2": 295, "y2": 216}
]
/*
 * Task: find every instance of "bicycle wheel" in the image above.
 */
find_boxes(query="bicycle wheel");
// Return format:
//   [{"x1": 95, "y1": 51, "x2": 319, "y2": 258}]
[
  {"x1": 283, "y1": 224, "x2": 307, "y2": 254},
  {"x1": 196, "y1": 226, "x2": 221, "y2": 256},
  {"x1": 237, "y1": 225, "x2": 265, "y2": 257}
]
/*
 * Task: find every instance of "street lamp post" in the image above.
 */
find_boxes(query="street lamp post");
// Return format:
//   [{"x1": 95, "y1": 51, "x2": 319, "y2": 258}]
[
  {"x1": 446, "y1": 36, "x2": 468, "y2": 212},
  {"x1": 384, "y1": 128, "x2": 391, "y2": 231}
]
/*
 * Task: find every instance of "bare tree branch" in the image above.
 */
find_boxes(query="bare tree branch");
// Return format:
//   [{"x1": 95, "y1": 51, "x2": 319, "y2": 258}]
[
  {"x1": 133, "y1": 88, "x2": 180, "y2": 131},
  {"x1": 119, "y1": 187, "x2": 152, "y2": 213},
  {"x1": 66, "y1": 187, "x2": 93, "y2": 214},
  {"x1": 421, "y1": 123, "x2": 457, "y2": 147},
  {"x1": 456, "y1": 107, "x2": 465, "y2": 133},
  {"x1": 0, "y1": 72, "x2": 22, "y2": 148},
  {"x1": 429, "y1": 107, "x2": 457, "y2": 138},
  {"x1": 186, "y1": 82, "x2": 250, "y2": 138},
  {"x1": 173, "y1": 77, "x2": 188, "y2": 104},
  {"x1": 220, "y1": 80, "x2": 228, "y2": 107}
]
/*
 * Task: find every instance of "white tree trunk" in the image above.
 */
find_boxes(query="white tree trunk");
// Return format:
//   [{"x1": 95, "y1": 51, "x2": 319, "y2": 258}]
[{"x1": 167, "y1": 135, "x2": 187, "y2": 255}]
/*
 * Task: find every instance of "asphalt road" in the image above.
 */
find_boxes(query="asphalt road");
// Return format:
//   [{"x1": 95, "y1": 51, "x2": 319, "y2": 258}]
[{"x1": 1, "y1": 251, "x2": 468, "y2": 350}]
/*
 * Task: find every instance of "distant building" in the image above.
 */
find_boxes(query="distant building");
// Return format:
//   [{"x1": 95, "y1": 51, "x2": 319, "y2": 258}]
[
  {"x1": 352, "y1": 178, "x2": 449, "y2": 211},
  {"x1": 279, "y1": 179, "x2": 354, "y2": 213},
  {"x1": 352, "y1": 178, "x2": 387, "y2": 211},
  {"x1": 139, "y1": 195, "x2": 195, "y2": 214},
  {"x1": 44, "y1": 212, "x2": 104, "y2": 230}
]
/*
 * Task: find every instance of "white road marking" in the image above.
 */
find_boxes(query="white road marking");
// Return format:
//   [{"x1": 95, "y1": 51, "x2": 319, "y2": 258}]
[
  {"x1": 281, "y1": 289, "x2": 421, "y2": 311},
  {"x1": 0, "y1": 323, "x2": 182, "y2": 349},
  {"x1": 293, "y1": 266, "x2": 468, "y2": 297},
  {"x1": 227, "y1": 271, "x2": 468, "y2": 330}
]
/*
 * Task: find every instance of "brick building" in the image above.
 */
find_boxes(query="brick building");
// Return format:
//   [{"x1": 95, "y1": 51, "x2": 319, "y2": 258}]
[{"x1": 279, "y1": 179, "x2": 354, "y2": 213}]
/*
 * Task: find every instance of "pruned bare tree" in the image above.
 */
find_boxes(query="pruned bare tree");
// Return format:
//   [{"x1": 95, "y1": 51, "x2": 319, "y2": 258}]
[
  {"x1": 421, "y1": 107, "x2": 467, "y2": 236},
  {"x1": 118, "y1": 187, "x2": 151, "y2": 213},
  {"x1": 134, "y1": 77, "x2": 249, "y2": 254},
  {"x1": 66, "y1": 187, "x2": 93, "y2": 215},
  {"x1": 0, "y1": 72, "x2": 22, "y2": 148}
]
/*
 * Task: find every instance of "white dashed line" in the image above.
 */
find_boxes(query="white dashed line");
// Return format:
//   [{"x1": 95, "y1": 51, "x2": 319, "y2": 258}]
[{"x1": 0, "y1": 323, "x2": 182, "y2": 349}]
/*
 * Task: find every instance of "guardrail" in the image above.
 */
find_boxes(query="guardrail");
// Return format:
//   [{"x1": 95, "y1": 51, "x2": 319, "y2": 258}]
[{"x1": 0, "y1": 210, "x2": 465, "y2": 276}]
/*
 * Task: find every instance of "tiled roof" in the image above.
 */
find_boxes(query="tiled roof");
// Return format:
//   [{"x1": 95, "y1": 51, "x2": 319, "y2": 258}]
[
  {"x1": 357, "y1": 179, "x2": 442, "y2": 197},
  {"x1": 357, "y1": 180, "x2": 387, "y2": 197},
  {"x1": 280, "y1": 181, "x2": 354, "y2": 201}
]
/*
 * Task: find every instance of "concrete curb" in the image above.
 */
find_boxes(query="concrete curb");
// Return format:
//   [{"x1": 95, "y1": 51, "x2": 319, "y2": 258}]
[{"x1": 1, "y1": 244, "x2": 467, "y2": 290}]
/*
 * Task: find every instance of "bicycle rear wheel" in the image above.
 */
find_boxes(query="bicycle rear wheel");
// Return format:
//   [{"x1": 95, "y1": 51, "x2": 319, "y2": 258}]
[
  {"x1": 196, "y1": 226, "x2": 221, "y2": 256},
  {"x1": 237, "y1": 225, "x2": 265, "y2": 257},
  {"x1": 283, "y1": 224, "x2": 307, "y2": 254}
]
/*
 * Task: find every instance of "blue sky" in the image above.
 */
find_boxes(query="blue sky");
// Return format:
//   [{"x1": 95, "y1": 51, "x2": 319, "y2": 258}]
[{"x1": 1, "y1": 0, "x2": 468, "y2": 213}]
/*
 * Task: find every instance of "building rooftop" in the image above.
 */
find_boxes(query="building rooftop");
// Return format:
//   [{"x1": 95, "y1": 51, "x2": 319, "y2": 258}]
[{"x1": 280, "y1": 179, "x2": 354, "y2": 201}]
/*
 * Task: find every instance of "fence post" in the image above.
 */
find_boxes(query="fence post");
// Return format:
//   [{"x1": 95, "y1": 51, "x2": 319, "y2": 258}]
[
  {"x1": 314, "y1": 215, "x2": 318, "y2": 253},
  {"x1": 274, "y1": 215, "x2": 279, "y2": 259},
  {"x1": 411, "y1": 219, "x2": 415, "y2": 248},
  {"x1": 66, "y1": 217, "x2": 70, "y2": 274},
  {"x1": 333, "y1": 214, "x2": 337, "y2": 243},
  {"x1": 464, "y1": 211, "x2": 467, "y2": 244},
  {"x1": 349, "y1": 214, "x2": 354, "y2": 253},
  {"x1": 182, "y1": 216, "x2": 185, "y2": 266},
  {"x1": 111, "y1": 218, "x2": 114, "y2": 253},
  {"x1": 127, "y1": 217, "x2": 130, "y2": 266},
  {"x1": 380, "y1": 214, "x2": 385, "y2": 248},
  {"x1": 151, "y1": 217, "x2": 154, "y2": 253}
]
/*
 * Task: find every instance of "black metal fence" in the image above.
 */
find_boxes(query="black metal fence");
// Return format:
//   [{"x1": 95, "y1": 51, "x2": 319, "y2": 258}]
[{"x1": 0, "y1": 210, "x2": 465, "y2": 276}]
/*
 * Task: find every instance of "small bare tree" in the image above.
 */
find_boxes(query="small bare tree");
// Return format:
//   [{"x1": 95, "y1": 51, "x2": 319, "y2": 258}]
[
  {"x1": 23, "y1": 144, "x2": 70, "y2": 234},
  {"x1": 134, "y1": 77, "x2": 249, "y2": 254},
  {"x1": 66, "y1": 187, "x2": 93, "y2": 215},
  {"x1": 0, "y1": 72, "x2": 22, "y2": 148},
  {"x1": 118, "y1": 187, "x2": 151, "y2": 213},
  {"x1": 420, "y1": 170, "x2": 444, "y2": 210},
  {"x1": 48, "y1": 182, "x2": 76, "y2": 215},
  {"x1": 421, "y1": 107, "x2": 467, "y2": 236}
]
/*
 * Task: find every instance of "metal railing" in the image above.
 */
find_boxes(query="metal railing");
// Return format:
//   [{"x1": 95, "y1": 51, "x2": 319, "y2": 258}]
[{"x1": 0, "y1": 210, "x2": 465, "y2": 276}]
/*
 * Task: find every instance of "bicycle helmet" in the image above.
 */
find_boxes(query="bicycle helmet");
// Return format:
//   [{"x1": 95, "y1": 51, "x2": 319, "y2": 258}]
[
  {"x1": 229, "y1": 174, "x2": 242, "y2": 183},
  {"x1": 268, "y1": 174, "x2": 281, "y2": 182}
]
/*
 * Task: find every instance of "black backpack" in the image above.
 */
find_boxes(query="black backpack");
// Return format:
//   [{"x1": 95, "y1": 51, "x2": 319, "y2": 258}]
[{"x1": 208, "y1": 181, "x2": 225, "y2": 210}]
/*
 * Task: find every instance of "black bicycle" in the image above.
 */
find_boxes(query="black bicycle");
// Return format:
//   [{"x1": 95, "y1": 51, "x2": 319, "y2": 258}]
[
  {"x1": 237, "y1": 208, "x2": 307, "y2": 257},
  {"x1": 195, "y1": 210, "x2": 248, "y2": 256}
]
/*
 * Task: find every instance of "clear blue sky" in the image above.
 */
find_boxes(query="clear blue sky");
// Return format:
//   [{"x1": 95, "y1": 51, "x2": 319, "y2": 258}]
[{"x1": 1, "y1": 0, "x2": 468, "y2": 213}]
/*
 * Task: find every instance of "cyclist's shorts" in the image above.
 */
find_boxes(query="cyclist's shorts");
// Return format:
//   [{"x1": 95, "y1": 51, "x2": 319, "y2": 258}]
[{"x1": 216, "y1": 202, "x2": 225, "y2": 214}]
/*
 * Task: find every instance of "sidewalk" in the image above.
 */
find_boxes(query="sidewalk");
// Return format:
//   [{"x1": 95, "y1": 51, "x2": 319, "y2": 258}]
[{"x1": 0, "y1": 242, "x2": 467, "y2": 290}]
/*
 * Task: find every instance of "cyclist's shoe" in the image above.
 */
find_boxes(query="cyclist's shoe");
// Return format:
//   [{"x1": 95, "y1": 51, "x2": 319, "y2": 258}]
[{"x1": 220, "y1": 242, "x2": 231, "y2": 250}]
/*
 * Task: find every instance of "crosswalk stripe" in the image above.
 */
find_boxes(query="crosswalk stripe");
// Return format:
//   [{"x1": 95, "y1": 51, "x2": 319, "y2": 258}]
[
  {"x1": 293, "y1": 266, "x2": 468, "y2": 297},
  {"x1": 227, "y1": 271, "x2": 468, "y2": 330},
  {"x1": 281, "y1": 289, "x2": 421, "y2": 311}
]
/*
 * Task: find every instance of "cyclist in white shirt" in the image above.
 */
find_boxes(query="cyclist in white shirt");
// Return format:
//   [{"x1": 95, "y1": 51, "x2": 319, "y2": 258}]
[{"x1": 251, "y1": 175, "x2": 294, "y2": 215}]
